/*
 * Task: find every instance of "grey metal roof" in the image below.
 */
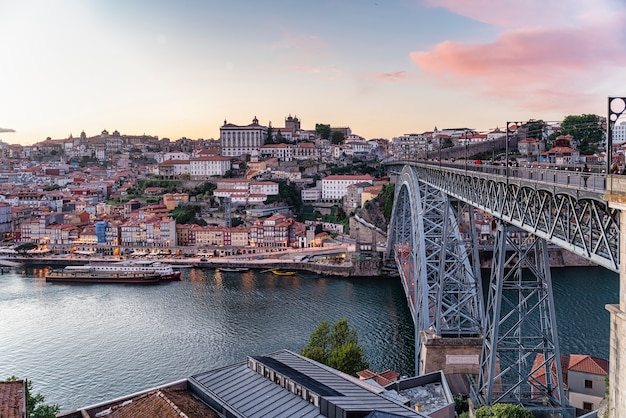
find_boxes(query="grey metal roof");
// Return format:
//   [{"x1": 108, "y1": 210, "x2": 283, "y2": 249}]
[{"x1": 190, "y1": 350, "x2": 426, "y2": 418}]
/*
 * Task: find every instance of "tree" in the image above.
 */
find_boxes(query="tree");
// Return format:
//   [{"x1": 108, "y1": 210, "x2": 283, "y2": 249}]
[
  {"x1": 6, "y1": 377, "x2": 60, "y2": 418},
  {"x1": 315, "y1": 123, "x2": 331, "y2": 140},
  {"x1": 559, "y1": 114, "x2": 605, "y2": 155},
  {"x1": 170, "y1": 204, "x2": 202, "y2": 225},
  {"x1": 474, "y1": 403, "x2": 533, "y2": 418},
  {"x1": 331, "y1": 131, "x2": 345, "y2": 145},
  {"x1": 521, "y1": 119, "x2": 546, "y2": 140},
  {"x1": 15, "y1": 242, "x2": 38, "y2": 254},
  {"x1": 300, "y1": 319, "x2": 369, "y2": 376}
]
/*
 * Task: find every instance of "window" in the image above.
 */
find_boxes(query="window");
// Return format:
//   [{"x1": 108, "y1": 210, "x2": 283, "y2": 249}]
[
  {"x1": 584, "y1": 379, "x2": 593, "y2": 389},
  {"x1": 583, "y1": 402, "x2": 593, "y2": 411}
]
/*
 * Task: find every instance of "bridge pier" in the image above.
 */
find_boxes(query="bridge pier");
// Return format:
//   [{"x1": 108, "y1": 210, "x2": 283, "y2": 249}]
[
  {"x1": 604, "y1": 176, "x2": 626, "y2": 418},
  {"x1": 419, "y1": 328, "x2": 482, "y2": 391}
]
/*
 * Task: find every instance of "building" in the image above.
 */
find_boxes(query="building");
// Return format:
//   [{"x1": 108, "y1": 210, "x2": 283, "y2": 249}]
[
  {"x1": 531, "y1": 354, "x2": 609, "y2": 413},
  {"x1": 220, "y1": 117, "x2": 268, "y2": 157},
  {"x1": 321, "y1": 174, "x2": 374, "y2": 202},
  {"x1": 259, "y1": 143, "x2": 294, "y2": 161},
  {"x1": 189, "y1": 156, "x2": 231, "y2": 179},
  {"x1": 517, "y1": 138, "x2": 545, "y2": 159},
  {"x1": 59, "y1": 350, "x2": 440, "y2": 418}
]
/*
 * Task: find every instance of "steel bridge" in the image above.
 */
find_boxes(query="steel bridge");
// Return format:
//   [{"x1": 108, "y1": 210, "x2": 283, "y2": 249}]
[{"x1": 386, "y1": 160, "x2": 620, "y2": 417}]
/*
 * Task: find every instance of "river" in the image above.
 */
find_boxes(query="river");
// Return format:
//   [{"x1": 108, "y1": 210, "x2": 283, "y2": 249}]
[{"x1": 0, "y1": 265, "x2": 618, "y2": 412}]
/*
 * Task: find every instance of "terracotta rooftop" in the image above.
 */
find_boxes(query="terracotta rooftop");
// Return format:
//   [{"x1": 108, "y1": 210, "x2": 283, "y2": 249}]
[
  {"x1": 568, "y1": 354, "x2": 609, "y2": 376},
  {"x1": 0, "y1": 380, "x2": 26, "y2": 418}
]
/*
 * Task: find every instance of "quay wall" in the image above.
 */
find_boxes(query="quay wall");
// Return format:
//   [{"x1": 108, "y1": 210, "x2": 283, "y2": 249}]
[{"x1": 11, "y1": 247, "x2": 595, "y2": 278}]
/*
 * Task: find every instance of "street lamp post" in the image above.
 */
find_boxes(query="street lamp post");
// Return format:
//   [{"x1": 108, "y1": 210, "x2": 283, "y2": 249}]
[{"x1": 439, "y1": 136, "x2": 442, "y2": 167}]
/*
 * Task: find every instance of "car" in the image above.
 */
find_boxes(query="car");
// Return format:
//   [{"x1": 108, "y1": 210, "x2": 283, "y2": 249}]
[{"x1": 200, "y1": 257, "x2": 208, "y2": 262}]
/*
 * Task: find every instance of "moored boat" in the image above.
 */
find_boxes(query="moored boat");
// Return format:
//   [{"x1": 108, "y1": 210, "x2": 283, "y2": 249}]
[
  {"x1": 45, "y1": 260, "x2": 181, "y2": 284},
  {"x1": 85, "y1": 260, "x2": 181, "y2": 281},
  {"x1": 271, "y1": 270, "x2": 296, "y2": 276},
  {"x1": 218, "y1": 267, "x2": 250, "y2": 272},
  {"x1": 45, "y1": 266, "x2": 160, "y2": 284}
]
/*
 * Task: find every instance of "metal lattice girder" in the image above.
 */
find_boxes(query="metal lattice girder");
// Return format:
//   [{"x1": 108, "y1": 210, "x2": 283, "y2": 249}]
[
  {"x1": 436, "y1": 197, "x2": 484, "y2": 337},
  {"x1": 477, "y1": 222, "x2": 569, "y2": 416},
  {"x1": 387, "y1": 166, "x2": 484, "y2": 373},
  {"x1": 393, "y1": 163, "x2": 620, "y2": 272}
]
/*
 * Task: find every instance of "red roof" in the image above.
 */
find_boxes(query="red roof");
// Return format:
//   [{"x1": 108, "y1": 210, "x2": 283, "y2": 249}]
[
  {"x1": 568, "y1": 354, "x2": 609, "y2": 375},
  {"x1": 0, "y1": 380, "x2": 26, "y2": 418}
]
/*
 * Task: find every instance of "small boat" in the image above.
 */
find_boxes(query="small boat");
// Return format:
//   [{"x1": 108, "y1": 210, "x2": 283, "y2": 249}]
[
  {"x1": 218, "y1": 267, "x2": 250, "y2": 272},
  {"x1": 271, "y1": 270, "x2": 296, "y2": 276}
]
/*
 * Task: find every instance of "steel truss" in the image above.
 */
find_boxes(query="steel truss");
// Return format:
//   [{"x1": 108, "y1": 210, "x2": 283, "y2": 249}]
[
  {"x1": 397, "y1": 163, "x2": 619, "y2": 272},
  {"x1": 477, "y1": 222, "x2": 571, "y2": 416},
  {"x1": 387, "y1": 166, "x2": 483, "y2": 373}
]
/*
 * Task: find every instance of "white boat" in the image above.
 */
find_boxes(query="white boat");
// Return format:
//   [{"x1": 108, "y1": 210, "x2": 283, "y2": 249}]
[{"x1": 75, "y1": 260, "x2": 181, "y2": 281}]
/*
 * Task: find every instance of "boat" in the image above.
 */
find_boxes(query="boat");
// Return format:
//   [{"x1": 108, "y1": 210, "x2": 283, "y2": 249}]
[
  {"x1": 46, "y1": 266, "x2": 160, "y2": 284},
  {"x1": 271, "y1": 270, "x2": 296, "y2": 276},
  {"x1": 47, "y1": 260, "x2": 181, "y2": 283},
  {"x1": 218, "y1": 267, "x2": 250, "y2": 272}
]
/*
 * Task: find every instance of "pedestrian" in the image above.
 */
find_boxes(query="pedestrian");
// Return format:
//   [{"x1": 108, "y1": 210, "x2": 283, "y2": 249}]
[
  {"x1": 582, "y1": 164, "x2": 590, "y2": 188},
  {"x1": 611, "y1": 162, "x2": 619, "y2": 174}
]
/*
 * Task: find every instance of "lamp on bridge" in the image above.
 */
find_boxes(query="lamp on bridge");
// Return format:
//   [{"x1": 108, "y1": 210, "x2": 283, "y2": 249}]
[
  {"x1": 505, "y1": 121, "x2": 522, "y2": 179},
  {"x1": 608, "y1": 97, "x2": 626, "y2": 175}
]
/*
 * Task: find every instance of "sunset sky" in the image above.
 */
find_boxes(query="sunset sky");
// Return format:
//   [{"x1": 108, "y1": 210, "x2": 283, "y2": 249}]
[{"x1": 1, "y1": 0, "x2": 625, "y2": 145}]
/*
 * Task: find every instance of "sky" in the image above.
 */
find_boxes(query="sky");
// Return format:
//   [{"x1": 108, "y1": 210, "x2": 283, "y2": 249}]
[{"x1": 1, "y1": 0, "x2": 626, "y2": 145}]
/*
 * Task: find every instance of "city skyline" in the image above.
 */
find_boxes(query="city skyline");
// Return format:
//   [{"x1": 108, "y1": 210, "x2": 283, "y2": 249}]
[{"x1": 2, "y1": 0, "x2": 625, "y2": 145}]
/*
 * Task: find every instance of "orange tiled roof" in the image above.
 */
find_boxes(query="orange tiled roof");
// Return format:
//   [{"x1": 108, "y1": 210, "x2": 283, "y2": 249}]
[
  {"x1": 0, "y1": 380, "x2": 26, "y2": 418},
  {"x1": 568, "y1": 354, "x2": 609, "y2": 376}
]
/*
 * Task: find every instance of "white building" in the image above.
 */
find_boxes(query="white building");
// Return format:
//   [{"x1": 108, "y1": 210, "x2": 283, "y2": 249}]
[
  {"x1": 321, "y1": 174, "x2": 374, "y2": 201},
  {"x1": 189, "y1": 156, "x2": 231, "y2": 179},
  {"x1": 260, "y1": 143, "x2": 294, "y2": 161},
  {"x1": 160, "y1": 152, "x2": 191, "y2": 162},
  {"x1": 249, "y1": 181, "x2": 279, "y2": 196},
  {"x1": 220, "y1": 117, "x2": 268, "y2": 157},
  {"x1": 301, "y1": 186, "x2": 322, "y2": 202},
  {"x1": 612, "y1": 121, "x2": 626, "y2": 143}
]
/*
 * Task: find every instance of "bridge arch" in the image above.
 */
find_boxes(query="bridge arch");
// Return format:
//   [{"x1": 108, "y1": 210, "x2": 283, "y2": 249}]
[{"x1": 387, "y1": 165, "x2": 484, "y2": 374}]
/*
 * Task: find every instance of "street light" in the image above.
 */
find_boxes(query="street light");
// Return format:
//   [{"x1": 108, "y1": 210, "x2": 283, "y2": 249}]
[{"x1": 608, "y1": 97, "x2": 626, "y2": 175}]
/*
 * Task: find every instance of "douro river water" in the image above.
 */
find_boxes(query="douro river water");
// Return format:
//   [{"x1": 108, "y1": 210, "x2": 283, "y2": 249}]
[{"x1": 0, "y1": 265, "x2": 618, "y2": 412}]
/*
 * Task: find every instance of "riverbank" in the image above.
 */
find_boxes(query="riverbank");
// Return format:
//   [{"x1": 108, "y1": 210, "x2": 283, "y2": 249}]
[{"x1": 1, "y1": 245, "x2": 596, "y2": 278}]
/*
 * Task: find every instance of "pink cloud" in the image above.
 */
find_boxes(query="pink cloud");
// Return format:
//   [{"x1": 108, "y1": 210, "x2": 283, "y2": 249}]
[
  {"x1": 421, "y1": 0, "x2": 612, "y2": 29},
  {"x1": 371, "y1": 71, "x2": 410, "y2": 82},
  {"x1": 411, "y1": 19, "x2": 626, "y2": 111}
]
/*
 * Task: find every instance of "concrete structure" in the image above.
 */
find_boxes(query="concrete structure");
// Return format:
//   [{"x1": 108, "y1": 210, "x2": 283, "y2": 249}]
[
  {"x1": 419, "y1": 329, "x2": 483, "y2": 380},
  {"x1": 603, "y1": 174, "x2": 626, "y2": 418}
]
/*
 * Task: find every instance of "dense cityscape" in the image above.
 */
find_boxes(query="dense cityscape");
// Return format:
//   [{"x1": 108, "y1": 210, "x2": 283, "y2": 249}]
[{"x1": 0, "y1": 112, "x2": 618, "y2": 418}]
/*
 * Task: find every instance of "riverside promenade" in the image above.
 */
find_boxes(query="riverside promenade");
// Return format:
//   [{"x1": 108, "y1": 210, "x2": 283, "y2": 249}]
[{"x1": 5, "y1": 244, "x2": 386, "y2": 277}]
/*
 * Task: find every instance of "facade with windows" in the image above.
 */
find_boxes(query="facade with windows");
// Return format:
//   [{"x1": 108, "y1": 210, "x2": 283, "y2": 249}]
[
  {"x1": 321, "y1": 174, "x2": 374, "y2": 202},
  {"x1": 220, "y1": 117, "x2": 268, "y2": 157}
]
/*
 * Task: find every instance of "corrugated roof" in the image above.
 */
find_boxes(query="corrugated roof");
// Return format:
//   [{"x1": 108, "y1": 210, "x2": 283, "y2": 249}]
[{"x1": 191, "y1": 350, "x2": 425, "y2": 418}]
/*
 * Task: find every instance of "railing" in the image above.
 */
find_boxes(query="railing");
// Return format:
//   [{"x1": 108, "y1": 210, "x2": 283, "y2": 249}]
[{"x1": 388, "y1": 159, "x2": 607, "y2": 193}]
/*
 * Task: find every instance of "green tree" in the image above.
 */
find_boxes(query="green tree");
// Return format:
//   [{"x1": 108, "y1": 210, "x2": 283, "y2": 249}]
[
  {"x1": 331, "y1": 130, "x2": 345, "y2": 145},
  {"x1": 15, "y1": 242, "x2": 38, "y2": 254},
  {"x1": 559, "y1": 114, "x2": 605, "y2": 154},
  {"x1": 170, "y1": 204, "x2": 202, "y2": 224},
  {"x1": 379, "y1": 183, "x2": 395, "y2": 222},
  {"x1": 475, "y1": 403, "x2": 533, "y2": 418},
  {"x1": 315, "y1": 123, "x2": 331, "y2": 140},
  {"x1": 300, "y1": 319, "x2": 369, "y2": 376},
  {"x1": 6, "y1": 377, "x2": 60, "y2": 418},
  {"x1": 522, "y1": 119, "x2": 546, "y2": 140}
]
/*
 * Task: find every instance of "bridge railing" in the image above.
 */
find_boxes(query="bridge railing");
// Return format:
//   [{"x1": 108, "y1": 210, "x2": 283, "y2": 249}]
[{"x1": 389, "y1": 159, "x2": 607, "y2": 193}]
